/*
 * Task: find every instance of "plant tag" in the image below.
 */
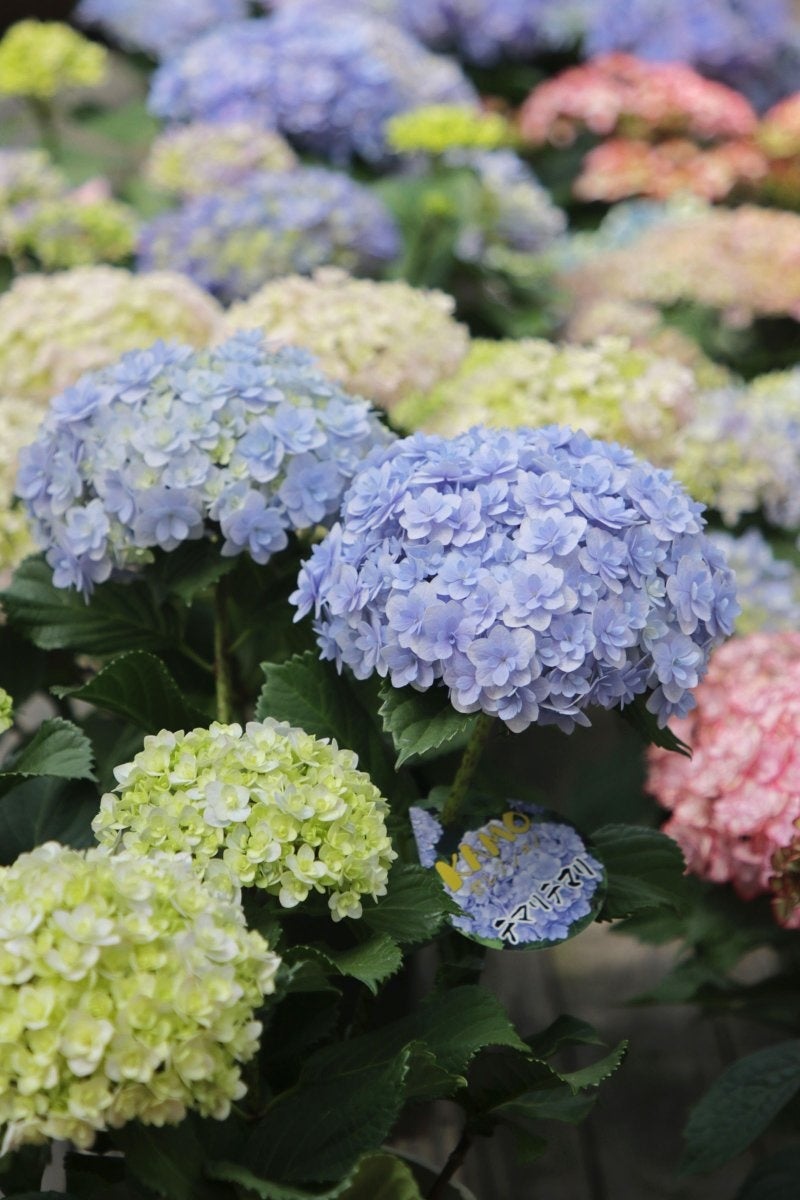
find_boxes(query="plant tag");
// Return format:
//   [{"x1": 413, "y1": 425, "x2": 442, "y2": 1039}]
[{"x1": 410, "y1": 801, "x2": 605, "y2": 949}]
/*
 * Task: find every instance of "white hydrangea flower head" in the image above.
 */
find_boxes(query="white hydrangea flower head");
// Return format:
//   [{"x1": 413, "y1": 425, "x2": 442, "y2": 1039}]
[
  {"x1": 225, "y1": 267, "x2": 469, "y2": 411},
  {"x1": 93, "y1": 719, "x2": 396, "y2": 921},
  {"x1": 0, "y1": 397, "x2": 44, "y2": 570},
  {"x1": 0, "y1": 843, "x2": 279, "y2": 1154}
]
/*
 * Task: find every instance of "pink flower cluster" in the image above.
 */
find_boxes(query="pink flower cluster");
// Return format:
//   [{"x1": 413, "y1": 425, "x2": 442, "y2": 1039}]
[
  {"x1": 575, "y1": 137, "x2": 767, "y2": 203},
  {"x1": 648, "y1": 632, "x2": 800, "y2": 928},
  {"x1": 519, "y1": 54, "x2": 758, "y2": 147}
]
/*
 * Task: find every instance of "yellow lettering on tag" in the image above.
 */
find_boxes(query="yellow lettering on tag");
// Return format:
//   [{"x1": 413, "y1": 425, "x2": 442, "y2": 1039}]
[
  {"x1": 435, "y1": 856, "x2": 463, "y2": 891},
  {"x1": 460, "y1": 844, "x2": 481, "y2": 872},
  {"x1": 503, "y1": 810, "x2": 531, "y2": 834}
]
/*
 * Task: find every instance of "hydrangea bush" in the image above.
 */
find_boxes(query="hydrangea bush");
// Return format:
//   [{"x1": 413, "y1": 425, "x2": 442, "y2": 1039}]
[
  {"x1": 137, "y1": 169, "x2": 400, "y2": 302},
  {"x1": 0, "y1": 194, "x2": 137, "y2": 271},
  {"x1": 17, "y1": 330, "x2": 389, "y2": 594},
  {"x1": 0, "y1": 148, "x2": 67, "y2": 211},
  {"x1": 145, "y1": 122, "x2": 297, "y2": 197},
  {"x1": 0, "y1": 20, "x2": 106, "y2": 100},
  {"x1": 76, "y1": 0, "x2": 249, "y2": 59},
  {"x1": 293, "y1": 425, "x2": 737, "y2": 731},
  {"x1": 224, "y1": 268, "x2": 469, "y2": 411}
]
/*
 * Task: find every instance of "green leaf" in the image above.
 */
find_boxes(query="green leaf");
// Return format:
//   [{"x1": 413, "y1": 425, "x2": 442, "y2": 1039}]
[
  {"x1": 339, "y1": 1153, "x2": 423, "y2": 1200},
  {"x1": 53, "y1": 651, "x2": 210, "y2": 733},
  {"x1": 111, "y1": 1122, "x2": 220, "y2": 1200},
  {"x1": 207, "y1": 1161, "x2": 350, "y2": 1199},
  {"x1": 0, "y1": 719, "x2": 95, "y2": 797},
  {"x1": 257, "y1": 654, "x2": 396, "y2": 794},
  {"x1": 525, "y1": 1015, "x2": 605, "y2": 1060},
  {"x1": 243, "y1": 1048, "x2": 412, "y2": 1185},
  {"x1": 326, "y1": 935, "x2": 403, "y2": 994},
  {"x1": 622, "y1": 693, "x2": 691, "y2": 756},
  {"x1": 378, "y1": 683, "x2": 477, "y2": 768},
  {"x1": 148, "y1": 541, "x2": 236, "y2": 605},
  {"x1": 0, "y1": 777, "x2": 97, "y2": 864},
  {"x1": 591, "y1": 824, "x2": 689, "y2": 919},
  {"x1": 362, "y1": 864, "x2": 458, "y2": 944},
  {"x1": 681, "y1": 1041, "x2": 800, "y2": 1174},
  {"x1": 737, "y1": 1147, "x2": 800, "y2": 1199},
  {"x1": 2, "y1": 556, "x2": 170, "y2": 656},
  {"x1": 556, "y1": 1041, "x2": 628, "y2": 1094}
]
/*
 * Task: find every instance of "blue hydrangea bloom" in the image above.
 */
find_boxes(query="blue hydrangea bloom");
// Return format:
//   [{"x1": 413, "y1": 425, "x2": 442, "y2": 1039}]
[
  {"x1": 137, "y1": 169, "x2": 400, "y2": 304},
  {"x1": 709, "y1": 530, "x2": 800, "y2": 633},
  {"x1": 292, "y1": 426, "x2": 738, "y2": 732},
  {"x1": 75, "y1": 0, "x2": 248, "y2": 60},
  {"x1": 396, "y1": 0, "x2": 587, "y2": 64},
  {"x1": 17, "y1": 332, "x2": 391, "y2": 596},
  {"x1": 148, "y1": 12, "x2": 475, "y2": 165}
]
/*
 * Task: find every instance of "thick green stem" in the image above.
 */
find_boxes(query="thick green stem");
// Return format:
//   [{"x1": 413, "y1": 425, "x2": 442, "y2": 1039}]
[
  {"x1": 27, "y1": 97, "x2": 61, "y2": 159},
  {"x1": 441, "y1": 712, "x2": 495, "y2": 827},
  {"x1": 213, "y1": 579, "x2": 233, "y2": 724},
  {"x1": 427, "y1": 1128, "x2": 473, "y2": 1200}
]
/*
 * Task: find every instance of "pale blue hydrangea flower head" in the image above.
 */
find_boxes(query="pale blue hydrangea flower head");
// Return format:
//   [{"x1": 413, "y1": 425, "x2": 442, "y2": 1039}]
[
  {"x1": 75, "y1": 0, "x2": 248, "y2": 59},
  {"x1": 148, "y1": 11, "x2": 475, "y2": 165},
  {"x1": 292, "y1": 426, "x2": 738, "y2": 732},
  {"x1": 17, "y1": 331, "x2": 392, "y2": 596},
  {"x1": 709, "y1": 530, "x2": 800, "y2": 634},
  {"x1": 137, "y1": 169, "x2": 400, "y2": 303}
]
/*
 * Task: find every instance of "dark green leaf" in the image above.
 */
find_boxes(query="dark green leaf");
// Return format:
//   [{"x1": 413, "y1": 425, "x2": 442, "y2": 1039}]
[
  {"x1": 2, "y1": 557, "x2": 170, "y2": 656},
  {"x1": 326, "y1": 935, "x2": 403, "y2": 994},
  {"x1": 622, "y1": 694, "x2": 691, "y2": 756},
  {"x1": 0, "y1": 719, "x2": 95, "y2": 797},
  {"x1": 525, "y1": 1015, "x2": 605, "y2": 1060},
  {"x1": 681, "y1": 1041, "x2": 800, "y2": 1174},
  {"x1": 53, "y1": 651, "x2": 209, "y2": 733},
  {"x1": 0, "y1": 777, "x2": 97, "y2": 864},
  {"x1": 148, "y1": 541, "x2": 236, "y2": 605},
  {"x1": 737, "y1": 1146, "x2": 800, "y2": 1199},
  {"x1": 510, "y1": 1128, "x2": 549, "y2": 1163},
  {"x1": 339, "y1": 1153, "x2": 423, "y2": 1200},
  {"x1": 111, "y1": 1122, "x2": 219, "y2": 1200},
  {"x1": 363, "y1": 864, "x2": 458, "y2": 944},
  {"x1": 207, "y1": 1161, "x2": 350, "y2": 1199},
  {"x1": 378, "y1": 683, "x2": 476, "y2": 768},
  {"x1": 591, "y1": 824, "x2": 689, "y2": 919},
  {"x1": 557, "y1": 1041, "x2": 628, "y2": 1094}
]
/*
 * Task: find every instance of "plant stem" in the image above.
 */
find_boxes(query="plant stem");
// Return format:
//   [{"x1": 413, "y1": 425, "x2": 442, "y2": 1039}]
[
  {"x1": 427, "y1": 1128, "x2": 473, "y2": 1200},
  {"x1": 213, "y1": 578, "x2": 233, "y2": 724},
  {"x1": 441, "y1": 712, "x2": 495, "y2": 827},
  {"x1": 27, "y1": 97, "x2": 61, "y2": 159}
]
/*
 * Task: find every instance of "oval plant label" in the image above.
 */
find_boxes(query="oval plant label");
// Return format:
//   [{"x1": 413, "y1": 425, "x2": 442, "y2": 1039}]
[{"x1": 409, "y1": 801, "x2": 606, "y2": 950}]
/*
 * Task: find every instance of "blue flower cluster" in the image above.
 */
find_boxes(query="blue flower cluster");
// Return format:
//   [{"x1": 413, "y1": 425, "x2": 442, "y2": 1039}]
[
  {"x1": 137, "y1": 169, "x2": 400, "y2": 304},
  {"x1": 397, "y1": 0, "x2": 586, "y2": 64},
  {"x1": 709, "y1": 530, "x2": 800, "y2": 634},
  {"x1": 293, "y1": 426, "x2": 738, "y2": 732},
  {"x1": 149, "y1": 12, "x2": 474, "y2": 165},
  {"x1": 75, "y1": 0, "x2": 248, "y2": 59},
  {"x1": 17, "y1": 332, "x2": 390, "y2": 596}
]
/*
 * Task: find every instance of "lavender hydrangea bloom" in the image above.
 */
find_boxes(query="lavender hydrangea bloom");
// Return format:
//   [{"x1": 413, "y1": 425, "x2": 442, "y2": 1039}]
[
  {"x1": 137, "y1": 169, "x2": 400, "y2": 303},
  {"x1": 18, "y1": 332, "x2": 391, "y2": 596},
  {"x1": 149, "y1": 12, "x2": 475, "y2": 166},
  {"x1": 76, "y1": 0, "x2": 248, "y2": 59},
  {"x1": 292, "y1": 426, "x2": 737, "y2": 732},
  {"x1": 396, "y1": 0, "x2": 587, "y2": 64},
  {"x1": 709, "y1": 530, "x2": 800, "y2": 633}
]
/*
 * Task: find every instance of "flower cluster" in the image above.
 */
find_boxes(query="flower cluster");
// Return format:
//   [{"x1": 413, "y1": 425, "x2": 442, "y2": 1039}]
[
  {"x1": 671, "y1": 371, "x2": 800, "y2": 530},
  {"x1": 519, "y1": 54, "x2": 758, "y2": 147},
  {"x1": 293, "y1": 425, "x2": 737, "y2": 732},
  {"x1": 0, "y1": 149, "x2": 67, "y2": 212},
  {"x1": 0, "y1": 267, "x2": 221, "y2": 405},
  {"x1": 562, "y1": 204, "x2": 800, "y2": 325},
  {"x1": 708, "y1": 530, "x2": 800, "y2": 634},
  {"x1": 648, "y1": 632, "x2": 800, "y2": 925},
  {"x1": 0, "y1": 842, "x2": 279, "y2": 1153},
  {"x1": 93, "y1": 720, "x2": 396, "y2": 921},
  {"x1": 224, "y1": 268, "x2": 469, "y2": 412},
  {"x1": 0, "y1": 398, "x2": 45, "y2": 570},
  {"x1": 396, "y1": 0, "x2": 584, "y2": 64},
  {"x1": 386, "y1": 105, "x2": 514, "y2": 155},
  {"x1": 145, "y1": 123, "x2": 297, "y2": 197},
  {"x1": 0, "y1": 20, "x2": 107, "y2": 100},
  {"x1": 137, "y1": 169, "x2": 400, "y2": 303},
  {"x1": 393, "y1": 336, "x2": 699, "y2": 462},
  {"x1": 456, "y1": 150, "x2": 567, "y2": 266},
  {"x1": 582, "y1": 0, "x2": 791, "y2": 79},
  {"x1": 18, "y1": 331, "x2": 389, "y2": 595},
  {"x1": 759, "y1": 93, "x2": 800, "y2": 158},
  {"x1": 0, "y1": 195, "x2": 137, "y2": 271},
  {"x1": 75, "y1": 0, "x2": 248, "y2": 60},
  {"x1": 574, "y1": 137, "x2": 768, "y2": 203},
  {"x1": 148, "y1": 12, "x2": 475, "y2": 166}
]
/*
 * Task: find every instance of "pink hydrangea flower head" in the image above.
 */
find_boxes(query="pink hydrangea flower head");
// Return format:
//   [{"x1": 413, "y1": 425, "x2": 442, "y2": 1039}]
[
  {"x1": 648, "y1": 631, "x2": 800, "y2": 925},
  {"x1": 575, "y1": 136, "x2": 767, "y2": 203}
]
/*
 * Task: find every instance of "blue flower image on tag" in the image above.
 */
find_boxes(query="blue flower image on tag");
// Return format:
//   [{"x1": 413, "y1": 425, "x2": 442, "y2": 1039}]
[{"x1": 410, "y1": 802, "x2": 606, "y2": 949}]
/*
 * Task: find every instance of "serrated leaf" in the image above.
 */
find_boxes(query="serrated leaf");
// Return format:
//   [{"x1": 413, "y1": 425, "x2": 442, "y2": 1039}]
[
  {"x1": 378, "y1": 683, "x2": 477, "y2": 768},
  {"x1": 556, "y1": 1040, "x2": 628, "y2": 1094},
  {"x1": 207, "y1": 1161, "x2": 351, "y2": 1200},
  {"x1": 339, "y1": 1153, "x2": 423, "y2": 1200},
  {"x1": 244, "y1": 1048, "x2": 412, "y2": 1184},
  {"x1": 147, "y1": 540, "x2": 236, "y2": 604},
  {"x1": 525, "y1": 1015, "x2": 605, "y2": 1060},
  {"x1": 327, "y1": 935, "x2": 402, "y2": 994},
  {"x1": 0, "y1": 777, "x2": 97, "y2": 865},
  {"x1": 591, "y1": 824, "x2": 689, "y2": 919},
  {"x1": 1, "y1": 556, "x2": 170, "y2": 655},
  {"x1": 257, "y1": 654, "x2": 396, "y2": 794},
  {"x1": 53, "y1": 651, "x2": 210, "y2": 734},
  {"x1": 622, "y1": 693, "x2": 691, "y2": 756},
  {"x1": 363, "y1": 865, "x2": 458, "y2": 944},
  {"x1": 111, "y1": 1122, "x2": 219, "y2": 1200},
  {"x1": 404, "y1": 1045, "x2": 466, "y2": 1103},
  {"x1": 0, "y1": 718, "x2": 95, "y2": 797},
  {"x1": 681, "y1": 1041, "x2": 800, "y2": 1174},
  {"x1": 737, "y1": 1147, "x2": 800, "y2": 1199}
]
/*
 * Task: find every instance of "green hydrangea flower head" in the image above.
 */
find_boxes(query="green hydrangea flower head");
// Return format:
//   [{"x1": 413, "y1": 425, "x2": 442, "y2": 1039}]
[
  {"x1": 0, "y1": 195, "x2": 137, "y2": 270},
  {"x1": 0, "y1": 690, "x2": 13, "y2": 735},
  {"x1": 145, "y1": 122, "x2": 298, "y2": 197},
  {"x1": 0, "y1": 842, "x2": 279, "y2": 1155},
  {"x1": 394, "y1": 335, "x2": 699, "y2": 460},
  {"x1": 386, "y1": 104, "x2": 514, "y2": 154},
  {"x1": 0, "y1": 21, "x2": 107, "y2": 100},
  {"x1": 93, "y1": 719, "x2": 396, "y2": 921}
]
